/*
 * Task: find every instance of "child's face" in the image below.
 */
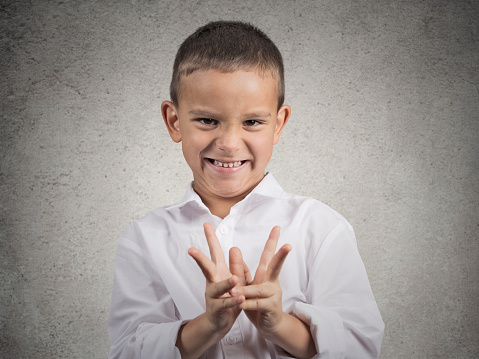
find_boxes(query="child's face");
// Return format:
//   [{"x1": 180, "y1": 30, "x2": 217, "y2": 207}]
[{"x1": 162, "y1": 69, "x2": 290, "y2": 205}]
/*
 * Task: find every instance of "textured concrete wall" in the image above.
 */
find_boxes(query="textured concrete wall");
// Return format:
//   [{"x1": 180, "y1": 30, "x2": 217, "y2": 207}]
[{"x1": 1, "y1": 1, "x2": 478, "y2": 358}]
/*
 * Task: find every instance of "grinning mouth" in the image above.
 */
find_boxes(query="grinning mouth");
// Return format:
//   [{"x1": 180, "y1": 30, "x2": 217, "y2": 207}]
[{"x1": 208, "y1": 158, "x2": 245, "y2": 168}]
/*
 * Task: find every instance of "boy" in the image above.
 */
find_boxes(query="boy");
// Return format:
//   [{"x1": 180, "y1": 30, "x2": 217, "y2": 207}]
[{"x1": 108, "y1": 21, "x2": 384, "y2": 358}]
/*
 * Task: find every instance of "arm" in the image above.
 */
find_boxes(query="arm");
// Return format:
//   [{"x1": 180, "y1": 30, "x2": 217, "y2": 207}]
[
  {"x1": 108, "y1": 235, "x2": 184, "y2": 359},
  {"x1": 176, "y1": 223, "x2": 246, "y2": 359},
  {"x1": 294, "y1": 220, "x2": 384, "y2": 358},
  {"x1": 233, "y1": 226, "x2": 317, "y2": 359},
  {"x1": 175, "y1": 279, "x2": 241, "y2": 359},
  {"x1": 109, "y1": 223, "x2": 245, "y2": 359}
]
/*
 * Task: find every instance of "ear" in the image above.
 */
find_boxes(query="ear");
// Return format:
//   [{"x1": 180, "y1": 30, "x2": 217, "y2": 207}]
[
  {"x1": 161, "y1": 101, "x2": 182, "y2": 143},
  {"x1": 273, "y1": 105, "x2": 291, "y2": 145}
]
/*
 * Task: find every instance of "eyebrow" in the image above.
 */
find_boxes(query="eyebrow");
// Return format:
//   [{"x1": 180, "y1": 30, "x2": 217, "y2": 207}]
[
  {"x1": 188, "y1": 110, "x2": 218, "y2": 118},
  {"x1": 188, "y1": 110, "x2": 272, "y2": 119},
  {"x1": 243, "y1": 111, "x2": 272, "y2": 120}
]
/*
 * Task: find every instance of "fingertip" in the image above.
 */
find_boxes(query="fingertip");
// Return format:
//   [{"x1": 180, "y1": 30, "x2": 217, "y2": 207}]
[
  {"x1": 270, "y1": 226, "x2": 281, "y2": 235},
  {"x1": 229, "y1": 247, "x2": 244, "y2": 263},
  {"x1": 278, "y1": 244, "x2": 292, "y2": 260},
  {"x1": 233, "y1": 294, "x2": 245, "y2": 307},
  {"x1": 229, "y1": 275, "x2": 239, "y2": 286}
]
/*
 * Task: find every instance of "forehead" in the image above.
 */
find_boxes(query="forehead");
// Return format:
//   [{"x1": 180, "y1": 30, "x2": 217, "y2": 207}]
[{"x1": 177, "y1": 69, "x2": 279, "y2": 111}]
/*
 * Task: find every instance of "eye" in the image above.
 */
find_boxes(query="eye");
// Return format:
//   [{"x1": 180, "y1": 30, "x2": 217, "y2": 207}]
[
  {"x1": 243, "y1": 120, "x2": 263, "y2": 127},
  {"x1": 197, "y1": 118, "x2": 218, "y2": 126}
]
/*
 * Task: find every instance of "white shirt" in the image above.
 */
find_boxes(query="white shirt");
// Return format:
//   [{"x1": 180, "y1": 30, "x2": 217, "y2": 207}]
[{"x1": 108, "y1": 174, "x2": 384, "y2": 358}]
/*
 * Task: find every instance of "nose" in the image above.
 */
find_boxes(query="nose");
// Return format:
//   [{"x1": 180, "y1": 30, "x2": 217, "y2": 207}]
[{"x1": 216, "y1": 125, "x2": 240, "y2": 153}]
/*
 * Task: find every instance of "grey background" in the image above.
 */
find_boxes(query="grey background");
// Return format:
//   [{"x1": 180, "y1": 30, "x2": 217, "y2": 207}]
[{"x1": 1, "y1": 0, "x2": 478, "y2": 358}]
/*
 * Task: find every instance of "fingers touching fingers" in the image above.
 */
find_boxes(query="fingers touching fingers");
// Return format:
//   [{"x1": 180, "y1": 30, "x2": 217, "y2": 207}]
[
  {"x1": 208, "y1": 276, "x2": 238, "y2": 298},
  {"x1": 232, "y1": 283, "x2": 280, "y2": 311},
  {"x1": 193, "y1": 223, "x2": 290, "y2": 286}
]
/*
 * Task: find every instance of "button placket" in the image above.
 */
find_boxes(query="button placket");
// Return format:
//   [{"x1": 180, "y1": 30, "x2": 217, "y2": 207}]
[
  {"x1": 219, "y1": 225, "x2": 228, "y2": 235},
  {"x1": 215, "y1": 221, "x2": 234, "y2": 251},
  {"x1": 225, "y1": 336, "x2": 237, "y2": 345},
  {"x1": 214, "y1": 217, "x2": 237, "y2": 268},
  {"x1": 222, "y1": 320, "x2": 243, "y2": 347}
]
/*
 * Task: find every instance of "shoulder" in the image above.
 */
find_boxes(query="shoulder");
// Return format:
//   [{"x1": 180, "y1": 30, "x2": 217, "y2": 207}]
[
  {"x1": 278, "y1": 191, "x2": 353, "y2": 232},
  {"x1": 119, "y1": 200, "x2": 189, "y2": 247},
  {"x1": 126, "y1": 205, "x2": 172, "y2": 230},
  {"x1": 269, "y1": 192, "x2": 358, "y2": 269}
]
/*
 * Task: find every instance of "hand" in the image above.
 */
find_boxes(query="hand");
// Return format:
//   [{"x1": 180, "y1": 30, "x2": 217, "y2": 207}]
[
  {"x1": 232, "y1": 226, "x2": 292, "y2": 336},
  {"x1": 188, "y1": 223, "x2": 245, "y2": 334}
]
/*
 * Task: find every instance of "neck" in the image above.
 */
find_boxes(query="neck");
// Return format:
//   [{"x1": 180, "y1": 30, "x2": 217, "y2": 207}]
[
  {"x1": 202, "y1": 196, "x2": 238, "y2": 219},
  {"x1": 192, "y1": 175, "x2": 266, "y2": 219},
  {"x1": 192, "y1": 184, "x2": 251, "y2": 219}
]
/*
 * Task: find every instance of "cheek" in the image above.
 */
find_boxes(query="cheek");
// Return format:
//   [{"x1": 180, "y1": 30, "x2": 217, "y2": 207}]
[
  {"x1": 252, "y1": 137, "x2": 275, "y2": 161},
  {"x1": 181, "y1": 138, "x2": 198, "y2": 161},
  {"x1": 181, "y1": 135, "x2": 210, "y2": 160}
]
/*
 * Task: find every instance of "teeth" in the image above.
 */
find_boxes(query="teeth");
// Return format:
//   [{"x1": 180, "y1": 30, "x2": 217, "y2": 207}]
[{"x1": 213, "y1": 160, "x2": 243, "y2": 168}]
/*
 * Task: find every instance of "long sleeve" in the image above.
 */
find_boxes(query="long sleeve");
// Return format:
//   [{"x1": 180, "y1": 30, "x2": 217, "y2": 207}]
[
  {"x1": 108, "y1": 234, "x2": 185, "y2": 358},
  {"x1": 290, "y1": 220, "x2": 384, "y2": 358},
  {"x1": 108, "y1": 175, "x2": 384, "y2": 358}
]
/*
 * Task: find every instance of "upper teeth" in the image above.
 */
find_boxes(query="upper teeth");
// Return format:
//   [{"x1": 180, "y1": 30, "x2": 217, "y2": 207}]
[{"x1": 213, "y1": 160, "x2": 243, "y2": 168}]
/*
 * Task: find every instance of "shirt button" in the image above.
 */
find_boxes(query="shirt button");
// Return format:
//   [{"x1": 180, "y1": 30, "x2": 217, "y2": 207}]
[
  {"x1": 219, "y1": 225, "x2": 228, "y2": 235},
  {"x1": 225, "y1": 336, "x2": 237, "y2": 345}
]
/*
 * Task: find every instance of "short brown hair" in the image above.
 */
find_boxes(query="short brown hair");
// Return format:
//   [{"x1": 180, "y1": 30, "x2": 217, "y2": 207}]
[{"x1": 170, "y1": 21, "x2": 285, "y2": 109}]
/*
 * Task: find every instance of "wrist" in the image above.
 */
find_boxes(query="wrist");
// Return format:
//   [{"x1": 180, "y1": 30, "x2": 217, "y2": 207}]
[
  {"x1": 177, "y1": 313, "x2": 230, "y2": 359},
  {"x1": 256, "y1": 312, "x2": 287, "y2": 341},
  {"x1": 204, "y1": 313, "x2": 232, "y2": 337},
  {"x1": 258, "y1": 313, "x2": 316, "y2": 359}
]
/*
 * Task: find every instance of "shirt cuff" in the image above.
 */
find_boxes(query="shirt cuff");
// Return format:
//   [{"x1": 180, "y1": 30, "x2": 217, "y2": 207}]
[
  {"x1": 134, "y1": 320, "x2": 189, "y2": 358},
  {"x1": 291, "y1": 301, "x2": 346, "y2": 359}
]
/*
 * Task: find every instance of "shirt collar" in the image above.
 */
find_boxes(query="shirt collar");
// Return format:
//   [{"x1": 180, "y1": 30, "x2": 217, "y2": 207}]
[
  {"x1": 167, "y1": 173, "x2": 285, "y2": 211},
  {"x1": 247, "y1": 172, "x2": 285, "y2": 200}
]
